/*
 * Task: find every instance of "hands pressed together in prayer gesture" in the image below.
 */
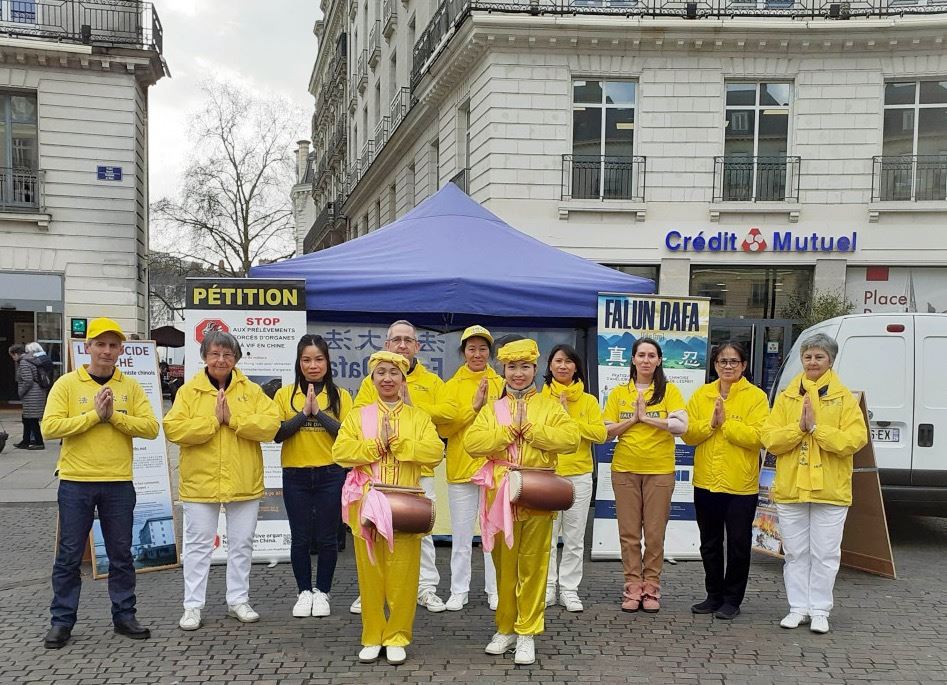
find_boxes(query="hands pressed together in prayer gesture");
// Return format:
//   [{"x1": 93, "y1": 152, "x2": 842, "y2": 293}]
[
  {"x1": 303, "y1": 383, "x2": 318, "y2": 417},
  {"x1": 94, "y1": 387, "x2": 114, "y2": 422},
  {"x1": 799, "y1": 395, "x2": 816, "y2": 433},
  {"x1": 710, "y1": 397, "x2": 726, "y2": 430},
  {"x1": 378, "y1": 414, "x2": 395, "y2": 455},
  {"x1": 472, "y1": 377, "x2": 489, "y2": 412},
  {"x1": 509, "y1": 399, "x2": 528, "y2": 441},
  {"x1": 215, "y1": 389, "x2": 231, "y2": 426}
]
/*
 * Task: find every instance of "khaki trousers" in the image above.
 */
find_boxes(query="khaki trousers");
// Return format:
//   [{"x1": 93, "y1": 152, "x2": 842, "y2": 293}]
[{"x1": 611, "y1": 471, "x2": 675, "y2": 587}]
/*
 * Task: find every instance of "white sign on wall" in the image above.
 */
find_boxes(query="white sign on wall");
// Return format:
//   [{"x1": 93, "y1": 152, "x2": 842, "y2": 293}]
[{"x1": 846, "y1": 266, "x2": 947, "y2": 314}]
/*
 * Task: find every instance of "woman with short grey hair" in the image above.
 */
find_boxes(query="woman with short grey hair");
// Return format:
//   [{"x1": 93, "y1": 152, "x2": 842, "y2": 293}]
[
  {"x1": 761, "y1": 333, "x2": 867, "y2": 635},
  {"x1": 164, "y1": 329, "x2": 280, "y2": 631}
]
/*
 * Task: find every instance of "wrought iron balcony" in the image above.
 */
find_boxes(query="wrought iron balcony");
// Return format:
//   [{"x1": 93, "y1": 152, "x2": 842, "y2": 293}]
[
  {"x1": 356, "y1": 50, "x2": 368, "y2": 93},
  {"x1": 368, "y1": 20, "x2": 381, "y2": 68},
  {"x1": 359, "y1": 140, "x2": 375, "y2": 172},
  {"x1": 389, "y1": 86, "x2": 411, "y2": 130},
  {"x1": 0, "y1": 167, "x2": 44, "y2": 211},
  {"x1": 383, "y1": 0, "x2": 397, "y2": 38},
  {"x1": 329, "y1": 120, "x2": 346, "y2": 161},
  {"x1": 0, "y1": 0, "x2": 163, "y2": 53},
  {"x1": 374, "y1": 116, "x2": 389, "y2": 152},
  {"x1": 872, "y1": 155, "x2": 947, "y2": 202},
  {"x1": 561, "y1": 155, "x2": 645, "y2": 202},
  {"x1": 713, "y1": 155, "x2": 800, "y2": 202}
]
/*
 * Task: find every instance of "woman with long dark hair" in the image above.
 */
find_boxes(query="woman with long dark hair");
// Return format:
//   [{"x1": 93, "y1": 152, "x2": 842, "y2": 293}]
[
  {"x1": 273, "y1": 334, "x2": 353, "y2": 618},
  {"x1": 683, "y1": 341, "x2": 769, "y2": 620},
  {"x1": 604, "y1": 337, "x2": 687, "y2": 614},
  {"x1": 541, "y1": 344, "x2": 606, "y2": 612}
]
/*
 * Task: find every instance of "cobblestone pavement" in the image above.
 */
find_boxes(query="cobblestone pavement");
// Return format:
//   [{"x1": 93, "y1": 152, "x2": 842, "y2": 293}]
[{"x1": 2, "y1": 502, "x2": 946, "y2": 685}]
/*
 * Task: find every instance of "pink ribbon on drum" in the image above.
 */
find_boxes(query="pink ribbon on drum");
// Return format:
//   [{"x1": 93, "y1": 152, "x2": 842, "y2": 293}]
[
  {"x1": 471, "y1": 460, "x2": 514, "y2": 552},
  {"x1": 340, "y1": 460, "x2": 395, "y2": 564}
]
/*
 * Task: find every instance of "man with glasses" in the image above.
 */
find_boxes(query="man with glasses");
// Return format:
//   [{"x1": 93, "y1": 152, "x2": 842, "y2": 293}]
[
  {"x1": 350, "y1": 320, "x2": 456, "y2": 614},
  {"x1": 40, "y1": 317, "x2": 159, "y2": 648}
]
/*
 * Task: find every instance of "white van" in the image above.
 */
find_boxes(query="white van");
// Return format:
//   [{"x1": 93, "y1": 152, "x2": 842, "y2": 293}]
[{"x1": 772, "y1": 313, "x2": 947, "y2": 508}]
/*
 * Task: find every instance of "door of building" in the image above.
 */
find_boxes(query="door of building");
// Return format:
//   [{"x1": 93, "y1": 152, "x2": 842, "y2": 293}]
[{"x1": 708, "y1": 318, "x2": 795, "y2": 395}]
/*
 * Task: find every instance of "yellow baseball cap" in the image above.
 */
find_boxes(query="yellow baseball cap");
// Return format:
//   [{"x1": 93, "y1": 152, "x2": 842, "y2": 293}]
[
  {"x1": 86, "y1": 317, "x2": 127, "y2": 342},
  {"x1": 461, "y1": 325, "x2": 494, "y2": 345}
]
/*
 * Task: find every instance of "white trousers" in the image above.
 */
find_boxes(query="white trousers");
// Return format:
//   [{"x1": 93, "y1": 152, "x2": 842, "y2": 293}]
[
  {"x1": 448, "y1": 481, "x2": 497, "y2": 596},
  {"x1": 182, "y1": 499, "x2": 260, "y2": 609},
  {"x1": 776, "y1": 502, "x2": 848, "y2": 617},
  {"x1": 547, "y1": 472, "x2": 594, "y2": 593},
  {"x1": 418, "y1": 476, "x2": 440, "y2": 595}
]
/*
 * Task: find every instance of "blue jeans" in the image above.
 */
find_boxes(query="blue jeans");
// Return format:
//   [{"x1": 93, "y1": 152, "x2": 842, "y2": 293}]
[
  {"x1": 51, "y1": 480, "x2": 137, "y2": 628},
  {"x1": 282, "y1": 465, "x2": 346, "y2": 594}
]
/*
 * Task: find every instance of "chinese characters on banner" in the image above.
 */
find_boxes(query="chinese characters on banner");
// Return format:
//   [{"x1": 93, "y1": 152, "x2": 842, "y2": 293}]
[
  {"x1": 592, "y1": 293, "x2": 710, "y2": 560},
  {"x1": 183, "y1": 278, "x2": 307, "y2": 564}
]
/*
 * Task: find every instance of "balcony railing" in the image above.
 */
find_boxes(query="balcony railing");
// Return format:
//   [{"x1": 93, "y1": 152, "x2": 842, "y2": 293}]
[
  {"x1": 0, "y1": 167, "x2": 43, "y2": 211},
  {"x1": 450, "y1": 168, "x2": 469, "y2": 194},
  {"x1": 561, "y1": 155, "x2": 646, "y2": 202},
  {"x1": 713, "y1": 155, "x2": 800, "y2": 202},
  {"x1": 0, "y1": 0, "x2": 163, "y2": 53},
  {"x1": 303, "y1": 201, "x2": 336, "y2": 254},
  {"x1": 412, "y1": 0, "x2": 947, "y2": 87},
  {"x1": 389, "y1": 86, "x2": 411, "y2": 130},
  {"x1": 329, "y1": 120, "x2": 346, "y2": 161},
  {"x1": 872, "y1": 155, "x2": 947, "y2": 202},
  {"x1": 374, "y1": 116, "x2": 389, "y2": 152},
  {"x1": 368, "y1": 20, "x2": 381, "y2": 68},
  {"x1": 356, "y1": 50, "x2": 368, "y2": 92},
  {"x1": 383, "y1": 0, "x2": 397, "y2": 38},
  {"x1": 359, "y1": 140, "x2": 375, "y2": 172}
]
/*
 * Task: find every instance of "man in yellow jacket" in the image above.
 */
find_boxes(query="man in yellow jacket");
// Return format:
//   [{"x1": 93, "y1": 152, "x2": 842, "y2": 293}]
[
  {"x1": 352, "y1": 320, "x2": 455, "y2": 614},
  {"x1": 40, "y1": 317, "x2": 159, "y2": 649}
]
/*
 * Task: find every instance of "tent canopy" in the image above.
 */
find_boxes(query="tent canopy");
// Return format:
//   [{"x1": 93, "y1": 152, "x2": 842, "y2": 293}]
[
  {"x1": 150, "y1": 325, "x2": 185, "y2": 348},
  {"x1": 251, "y1": 184, "x2": 653, "y2": 328}
]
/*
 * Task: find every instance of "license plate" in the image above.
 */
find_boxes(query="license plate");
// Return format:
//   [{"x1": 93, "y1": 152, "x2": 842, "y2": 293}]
[{"x1": 870, "y1": 427, "x2": 900, "y2": 443}]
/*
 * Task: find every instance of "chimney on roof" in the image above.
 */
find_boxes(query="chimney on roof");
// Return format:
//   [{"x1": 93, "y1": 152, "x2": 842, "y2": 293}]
[{"x1": 295, "y1": 140, "x2": 311, "y2": 182}]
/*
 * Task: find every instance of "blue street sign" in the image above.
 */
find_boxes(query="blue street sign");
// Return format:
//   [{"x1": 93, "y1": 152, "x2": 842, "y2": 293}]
[{"x1": 96, "y1": 166, "x2": 123, "y2": 181}]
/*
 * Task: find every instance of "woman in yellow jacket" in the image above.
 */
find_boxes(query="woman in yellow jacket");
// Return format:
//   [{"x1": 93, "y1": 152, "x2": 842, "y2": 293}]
[
  {"x1": 682, "y1": 341, "x2": 769, "y2": 620},
  {"x1": 332, "y1": 351, "x2": 443, "y2": 666},
  {"x1": 541, "y1": 344, "x2": 606, "y2": 613},
  {"x1": 464, "y1": 338, "x2": 579, "y2": 665},
  {"x1": 273, "y1": 334, "x2": 353, "y2": 619},
  {"x1": 604, "y1": 337, "x2": 687, "y2": 614},
  {"x1": 762, "y1": 333, "x2": 867, "y2": 635},
  {"x1": 163, "y1": 331, "x2": 280, "y2": 631},
  {"x1": 439, "y1": 325, "x2": 504, "y2": 611}
]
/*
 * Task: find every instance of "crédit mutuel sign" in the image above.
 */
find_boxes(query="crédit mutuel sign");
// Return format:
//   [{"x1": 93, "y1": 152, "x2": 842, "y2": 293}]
[{"x1": 665, "y1": 227, "x2": 858, "y2": 253}]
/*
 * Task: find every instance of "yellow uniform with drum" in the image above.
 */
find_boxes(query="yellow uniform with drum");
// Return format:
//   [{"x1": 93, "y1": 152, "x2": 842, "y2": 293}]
[{"x1": 333, "y1": 399, "x2": 444, "y2": 648}]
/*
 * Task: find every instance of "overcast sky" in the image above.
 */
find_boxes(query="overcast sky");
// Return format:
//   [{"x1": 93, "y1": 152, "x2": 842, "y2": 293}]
[{"x1": 149, "y1": 0, "x2": 319, "y2": 200}]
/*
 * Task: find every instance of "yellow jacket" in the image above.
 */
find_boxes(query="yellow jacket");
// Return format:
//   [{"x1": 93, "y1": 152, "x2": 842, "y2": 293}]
[
  {"x1": 603, "y1": 381, "x2": 686, "y2": 474},
  {"x1": 682, "y1": 377, "x2": 769, "y2": 495},
  {"x1": 41, "y1": 365, "x2": 159, "y2": 482},
  {"x1": 275, "y1": 383, "x2": 353, "y2": 468},
  {"x1": 761, "y1": 371, "x2": 868, "y2": 506},
  {"x1": 464, "y1": 390, "x2": 580, "y2": 519},
  {"x1": 164, "y1": 368, "x2": 281, "y2": 503},
  {"x1": 332, "y1": 401, "x2": 444, "y2": 537},
  {"x1": 440, "y1": 365, "x2": 505, "y2": 483},
  {"x1": 354, "y1": 360, "x2": 454, "y2": 477},
  {"x1": 540, "y1": 381, "x2": 607, "y2": 476}
]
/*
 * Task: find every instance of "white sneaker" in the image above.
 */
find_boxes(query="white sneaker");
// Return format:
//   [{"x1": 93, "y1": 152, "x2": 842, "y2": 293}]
[
  {"x1": 311, "y1": 590, "x2": 331, "y2": 617},
  {"x1": 488, "y1": 593, "x2": 499, "y2": 611},
  {"x1": 417, "y1": 590, "x2": 446, "y2": 613},
  {"x1": 544, "y1": 586, "x2": 556, "y2": 608},
  {"x1": 779, "y1": 612, "x2": 810, "y2": 629},
  {"x1": 385, "y1": 645, "x2": 407, "y2": 664},
  {"x1": 292, "y1": 591, "x2": 313, "y2": 618},
  {"x1": 484, "y1": 632, "x2": 517, "y2": 655},
  {"x1": 514, "y1": 634, "x2": 535, "y2": 665},
  {"x1": 358, "y1": 645, "x2": 381, "y2": 663},
  {"x1": 350, "y1": 596, "x2": 362, "y2": 614},
  {"x1": 559, "y1": 590, "x2": 584, "y2": 612},
  {"x1": 810, "y1": 616, "x2": 830, "y2": 634},
  {"x1": 445, "y1": 592, "x2": 468, "y2": 611},
  {"x1": 178, "y1": 608, "x2": 201, "y2": 631},
  {"x1": 227, "y1": 603, "x2": 260, "y2": 623}
]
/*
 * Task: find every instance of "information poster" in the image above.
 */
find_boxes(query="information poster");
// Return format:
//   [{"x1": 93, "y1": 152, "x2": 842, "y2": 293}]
[
  {"x1": 592, "y1": 293, "x2": 710, "y2": 560},
  {"x1": 70, "y1": 339, "x2": 180, "y2": 578},
  {"x1": 183, "y1": 278, "x2": 306, "y2": 563}
]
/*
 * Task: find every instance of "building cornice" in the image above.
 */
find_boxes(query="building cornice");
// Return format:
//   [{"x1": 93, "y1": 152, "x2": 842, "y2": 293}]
[{"x1": 0, "y1": 38, "x2": 165, "y2": 85}]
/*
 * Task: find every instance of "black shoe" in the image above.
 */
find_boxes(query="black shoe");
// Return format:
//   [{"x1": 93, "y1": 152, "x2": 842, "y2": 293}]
[
  {"x1": 114, "y1": 618, "x2": 151, "y2": 640},
  {"x1": 691, "y1": 596, "x2": 724, "y2": 614},
  {"x1": 13, "y1": 441, "x2": 29, "y2": 449},
  {"x1": 27, "y1": 443, "x2": 45, "y2": 450},
  {"x1": 44, "y1": 625, "x2": 72, "y2": 649},
  {"x1": 714, "y1": 604, "x2": 741, "y2": 620}
]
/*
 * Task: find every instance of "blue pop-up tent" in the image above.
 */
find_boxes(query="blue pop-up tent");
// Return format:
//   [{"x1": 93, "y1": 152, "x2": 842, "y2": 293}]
[{"x1": 250, "y1": 183, "x2": 653, "y2": 328}]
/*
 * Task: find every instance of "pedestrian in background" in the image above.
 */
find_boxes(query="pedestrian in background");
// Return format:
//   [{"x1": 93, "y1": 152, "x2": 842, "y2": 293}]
[
  {"x1": 163, "y1": 330, "x2": 280, "y2": 631},
  {"x1": 762, "y1": 333, "x2": 867, "y2": 635},
  {"x1": 8, "y1": 343, "x2": 46, "y2": 449},
  {"x1": 683, "y1": 341, "x2": 769, "y2": 620},
  {"x1": 40, "y1": 318, "x2": 159, "y2": 649}
]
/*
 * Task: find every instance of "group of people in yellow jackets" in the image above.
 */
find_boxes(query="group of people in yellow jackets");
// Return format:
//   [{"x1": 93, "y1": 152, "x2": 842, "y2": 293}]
[{"x1": 41, "y1": 314, "x2": 867, "y2": 660}]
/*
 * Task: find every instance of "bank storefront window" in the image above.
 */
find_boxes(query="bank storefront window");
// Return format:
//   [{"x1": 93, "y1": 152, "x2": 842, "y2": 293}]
[{"x1": 690, "y1": 266, "x2": 812, "y2": 319}]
